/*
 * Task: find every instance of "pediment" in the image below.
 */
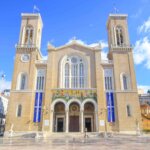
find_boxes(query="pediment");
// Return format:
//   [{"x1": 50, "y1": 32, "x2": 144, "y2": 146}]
[{"x1": 48, "y1": 40, "x2": 101, "y2": 52}]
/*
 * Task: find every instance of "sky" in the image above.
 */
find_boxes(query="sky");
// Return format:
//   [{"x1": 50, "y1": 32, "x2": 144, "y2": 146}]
[{"x1": 0, "y1": 0, "x2": 150, "y2": 92}]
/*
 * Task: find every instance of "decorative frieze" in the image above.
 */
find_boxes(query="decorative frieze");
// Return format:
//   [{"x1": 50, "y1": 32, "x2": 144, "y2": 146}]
[{"x1": 52, "y1": 89, "x2": 97, "y2": 102}]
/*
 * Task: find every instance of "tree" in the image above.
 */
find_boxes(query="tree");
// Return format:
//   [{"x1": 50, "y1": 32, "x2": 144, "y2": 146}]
[{"x1": 147, "y1": 90, "x2": 150, "y2": 94}]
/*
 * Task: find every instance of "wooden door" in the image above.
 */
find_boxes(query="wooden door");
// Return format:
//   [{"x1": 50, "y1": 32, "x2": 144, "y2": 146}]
[{"x1": 69, "y1": 116, "x2": 79, "y2": 132}]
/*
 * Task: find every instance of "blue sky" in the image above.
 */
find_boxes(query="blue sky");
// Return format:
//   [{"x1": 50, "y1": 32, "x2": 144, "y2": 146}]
[{"x1": 0, "y1": 0, "x2": 150, "y2": 92}]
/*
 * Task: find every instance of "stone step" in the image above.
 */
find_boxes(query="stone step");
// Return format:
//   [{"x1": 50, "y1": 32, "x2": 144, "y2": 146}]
[{"x1": 45, "y1": 132, "x2": 101, "y2": 139}]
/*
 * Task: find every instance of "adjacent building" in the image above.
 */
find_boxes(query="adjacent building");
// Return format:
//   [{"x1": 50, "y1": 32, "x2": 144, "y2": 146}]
[
  {"x1": 139, "y1": 93, "x2": 150, "y2": 130},
  {"x1": 0, "y1": 92, "x2": 9, "y2": 135}
]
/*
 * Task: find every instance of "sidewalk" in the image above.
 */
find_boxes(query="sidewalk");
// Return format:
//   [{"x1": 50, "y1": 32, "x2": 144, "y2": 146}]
[{"x1": 0, "y1": 134, "x2": 150, "y2": 150}]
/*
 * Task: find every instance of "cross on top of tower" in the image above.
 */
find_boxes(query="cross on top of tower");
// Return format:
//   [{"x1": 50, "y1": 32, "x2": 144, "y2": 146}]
[
  {"x1": 113, "y1": 3, "x2": 119, "y2": 14},
  {"x1": 33, "y1": 5, "x2": 40, "y2": 13}
]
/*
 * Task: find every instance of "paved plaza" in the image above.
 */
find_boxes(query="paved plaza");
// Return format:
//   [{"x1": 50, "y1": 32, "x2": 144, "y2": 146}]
[{"x1": 0, "y1": 134, "x2": 150, "y2": 150}]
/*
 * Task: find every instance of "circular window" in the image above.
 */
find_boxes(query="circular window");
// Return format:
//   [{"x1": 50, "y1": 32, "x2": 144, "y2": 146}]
[
  {"x1": 71, "y1": 57, "x2": 77, "y2": 63},
  {"x1": 21, "y1": 54, "x2": 30, "y2": 62}
]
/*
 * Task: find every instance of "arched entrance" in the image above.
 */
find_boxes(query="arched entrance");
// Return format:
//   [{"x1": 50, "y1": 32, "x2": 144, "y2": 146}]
[
  {"x1": 84, "y1": 102, "x2": 95, "y2": 132},
  {"x1": 69, "y1": 102, "x2": 80, "y2": 132},
  {"x1": 54, "y1": 102, "x2": 65, "y2": 132}
]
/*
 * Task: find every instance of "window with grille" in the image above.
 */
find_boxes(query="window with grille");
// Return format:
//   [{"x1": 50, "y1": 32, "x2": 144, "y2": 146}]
[
  {"x1": 104, "y1": 69, "x2": 113, "y2": 91},
  {"x1": 36, "y1": 69, "x2": 45, "y2": 91},
  {"x1": 62, "y1": 56, "x2": 86, "y2": 88},
  {"x1": 116, "y1": 26, "x2": 124, "y2": 46},
  {"x1": 24, "y1": 26, "x2": 34, "y2": 46}
]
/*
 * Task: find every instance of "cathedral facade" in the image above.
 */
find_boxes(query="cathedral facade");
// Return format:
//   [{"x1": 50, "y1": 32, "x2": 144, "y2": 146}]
[{"x1": 5, "y1": 13, "x2": 142, "y2": 135}]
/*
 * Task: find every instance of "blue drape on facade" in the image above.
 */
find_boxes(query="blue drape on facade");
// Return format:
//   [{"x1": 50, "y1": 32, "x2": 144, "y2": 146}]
[
  {"x1": 106, "y1": 92, "x2": 115, "y2": 122},
  {"x1": 33, "y1": 92, "x2": 43, "y2": 122}
]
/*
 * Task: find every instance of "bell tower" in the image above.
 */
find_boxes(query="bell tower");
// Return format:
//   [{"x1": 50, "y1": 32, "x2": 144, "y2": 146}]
[
  {"x1": 107, "y1": 14, "x2": 130, "y2": 51},
  {"x1": 106, "y1": 14, "x2": 142, "y2": 133},
  {"x1": 18, "y1": 13, "x2": 43, "y2": 49}
]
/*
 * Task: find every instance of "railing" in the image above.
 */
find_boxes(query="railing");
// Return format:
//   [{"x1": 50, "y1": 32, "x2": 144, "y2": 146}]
[
  {"x1": 110, "y1": 44, "x2": 133, "y2": 51},
  {"x1": 15, "y1": 44, "x2": 37, "y2": 49},
  {"x1": 101, "y1": 60, "x2": 113, "y2": 65},
  {"x1": 111, "y1": 44, "x2": 133, "y2": 48},
  {"x1": 51, "y1": 88, "x2": 97, "y2": 101}
]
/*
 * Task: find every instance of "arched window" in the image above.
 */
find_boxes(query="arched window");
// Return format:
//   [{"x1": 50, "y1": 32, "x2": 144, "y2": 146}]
[
  {"x1": 65, "y1": 63, "x2": 70, "y2": 88},
  {"x1": 17, "y1": 104, "x2": 22, "y2": 117},
  {"x1": 62, "y1": 56, "x2": 86, "y2": 88},
  {"x1": 116, "y1": 26, "x2": 124, "y2": 46},
  {"x1": 79, "y1": 63, "x2": 84, "y2": 88},
  {"x1": 104, "y1": 69, "x2": 113, "y2": 91},
  {"x1": 20, "y1": 74, "x2": 26, "y2": 90},
  {"x1": 123, "y1": 75, "x2": 128, "y2": 90},
  {"x1": 120, "y1": 73, "x2": 130, "y2": 90},
  {"x1": 24, "y1": 26, "x2": 34, "y2": 46},
  {"x1": 17, "y1": 73, "x2": 27, "y2": 90},
  {"x1": 36, "y1": 69, "x2": 45, "y2": 91}
]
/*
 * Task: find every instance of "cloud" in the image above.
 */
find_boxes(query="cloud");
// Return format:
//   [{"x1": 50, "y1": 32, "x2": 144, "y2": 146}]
[
  {"x1": 100, "y1": 40, "x2": 108, "y2": 49},
  {"x1": 138, "y1": 85, "x2": 150, "y2": 93},
  {"x1": 134, "y1": 37, "x2": 150, "y2": 69},
  {"x1": 101, "y1": 51, "x2": 108, "y2": 60},
  {"x1": 67, "y1": 38, "x2": 86, "y2": 46},
  {"x1": 42, "y1": 56, "x2": 48, "y2": 60},
  {"x1": 66, "y1": 38, "x2": 108, "y2": 60},
  {"x1": 0, "y1": 79, "x2": 11, "y2": 92},
  {"x1": 67, "y1": 38, "x2": 108, "y2": 49},
  {"x1": 138, "y1": 17, "x2": 150, "y2": 33},
  {"x1": 134, "y1": 17, "x2": 150, "y2": 69}
]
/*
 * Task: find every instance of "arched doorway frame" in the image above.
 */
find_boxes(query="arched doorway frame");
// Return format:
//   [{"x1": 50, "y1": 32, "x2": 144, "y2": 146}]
[
  {"x1": 66, "y1": 99, "x2": 82, "y2": 132},
  {"x1": 50, "y1": 99, "x2": 67, "y2": 132},
  {"x1": 50, "y1": 98, "x2": 98, "y2": 133},
  {"x1": 81, "y1": 99, "x2": 98, "y2": 132}
]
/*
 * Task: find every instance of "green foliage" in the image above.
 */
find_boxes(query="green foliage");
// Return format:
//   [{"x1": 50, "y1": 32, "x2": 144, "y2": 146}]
[{"x1": 143, "y1": 129, "x2": 150, "y2": 133}]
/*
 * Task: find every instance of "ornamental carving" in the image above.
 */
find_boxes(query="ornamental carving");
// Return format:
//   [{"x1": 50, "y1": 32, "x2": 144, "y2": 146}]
[{"x1": 52, "y1": 89, "x2": 97, "y2": 102}]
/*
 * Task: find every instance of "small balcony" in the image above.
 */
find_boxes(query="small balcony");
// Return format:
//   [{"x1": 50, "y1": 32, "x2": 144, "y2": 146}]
[
  {"x1": 110, "y1": 44, "x2": 133, "y2": 51},
  {"x1": 101, "y1": 60, "x2": 113, "y2": 65},
  {"x1": 16, "y1": 44, "x2": 37, "y2": 49},
  {"x1": 35, "y1": 60, "x2": 47, "y2": 66},
  {"x1": 51, "y1": 88, "x2": 97, "y2": 102}
]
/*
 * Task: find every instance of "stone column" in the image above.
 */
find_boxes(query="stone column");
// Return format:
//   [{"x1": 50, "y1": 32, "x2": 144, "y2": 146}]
[
  {"x1": 95, "y1": 111, "x2": 99, "y2": 132},
  {"x1": 81, "y1": 110, "x2": 84, "y2": 133},
  {"x1": 66, "y1": 110, "x2": 69, "y2": 133},
  {"x1": 50, "y1": 110, "x2": 54, "y2": 132}
]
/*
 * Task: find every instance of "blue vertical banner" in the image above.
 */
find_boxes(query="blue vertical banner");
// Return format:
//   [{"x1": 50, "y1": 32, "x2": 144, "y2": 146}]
[
  {"x1": 33, "y1": 92, "x2": 43, "y2": 123},
  {"x1": 106, "y1": 92, "x2": 115, "y2": 122}
]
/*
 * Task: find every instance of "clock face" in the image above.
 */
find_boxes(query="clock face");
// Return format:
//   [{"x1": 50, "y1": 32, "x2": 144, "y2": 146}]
[{"x1": 21, "y1": 54, "x2": 30, "y2": 62}]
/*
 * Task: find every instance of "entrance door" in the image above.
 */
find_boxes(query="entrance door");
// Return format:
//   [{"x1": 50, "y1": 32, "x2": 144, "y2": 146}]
[
  {"x1": 85, "y1": 118, "x2": 92, "y2": 132},
  {"x1": 57, "y1": 118, "x2": 64, "y2": 132},
  {"x1": 69, "y1": 116, "x2": 79, "y2": 132}
]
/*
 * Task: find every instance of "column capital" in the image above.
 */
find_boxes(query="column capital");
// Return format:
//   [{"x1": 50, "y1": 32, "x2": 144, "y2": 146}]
[
  {"x1": 51, "y1": 110, "x2": 54, "y2": 113},
  {"x1": 80, "y1": 109, "x2": 84, "y2": 113},
  {"x1": 65, "y1": 109, "x2": 69, "y2": 112}
]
